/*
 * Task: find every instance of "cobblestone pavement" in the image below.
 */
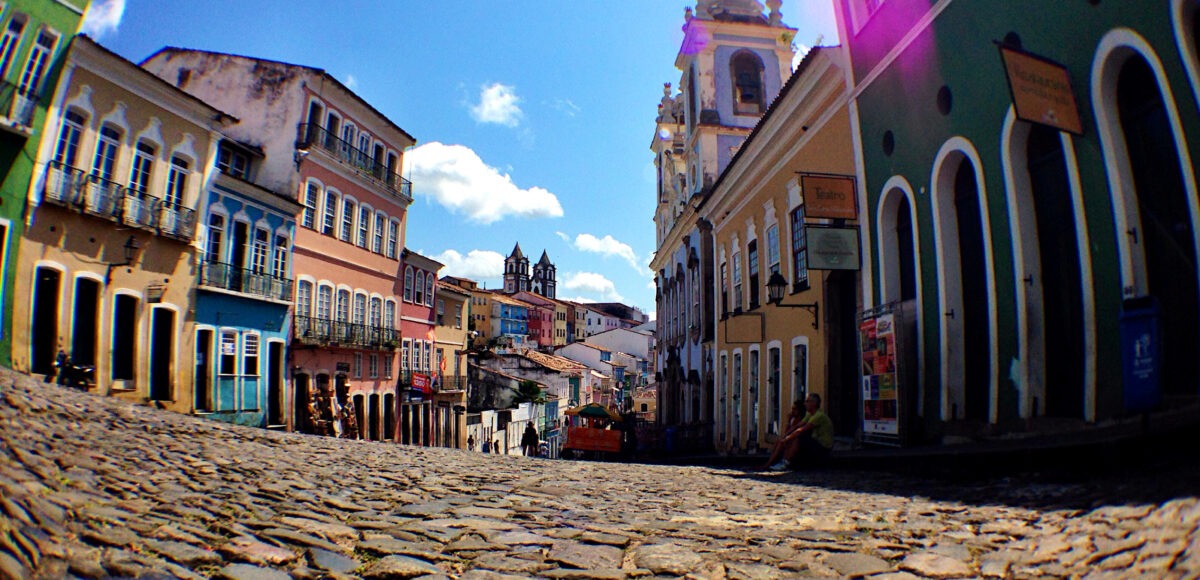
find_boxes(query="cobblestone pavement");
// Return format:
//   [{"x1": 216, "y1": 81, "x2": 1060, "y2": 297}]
[{"x1": 1, "y1": 369, "x2": 1198, "y2": 580}]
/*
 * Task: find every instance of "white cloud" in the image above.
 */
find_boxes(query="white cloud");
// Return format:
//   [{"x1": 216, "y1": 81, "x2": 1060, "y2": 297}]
[
  {"x1": 344, "y1": 74, "x2": 359, "y2": 91},
  {"x1": 569, "y1": 233, "x2": 645, "y2": 274},
  {"x1": 81, "y1": 0, "x2": 125, "y2": 39},
  {"x1": 560, "y1": 296, "x2": 598, "y2": 304},
  {"x1": 470, "y1": 83, "x2": 523, "y2": 127},
  {"x1": 550, "y1": 98, "x2": 581, "y2": 117},
  {"x1": 431, "y1": 249, "x2": 504, "y2": 280},
  {"x1": 554, "y1": 231, "x2": 570, "y2": 243},
  {"x1": 563, "y1": 272, "x2": 624, "y2": 302},
  {"x1": 404, "y1": 142, "x2": 564, "y2": 224}
]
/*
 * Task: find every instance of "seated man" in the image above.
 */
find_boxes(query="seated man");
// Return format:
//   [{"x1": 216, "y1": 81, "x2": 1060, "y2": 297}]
[
  {"x1": 759, "y1": 401, "x2": 805, "y2": 470},
  {"x1": 767, "y1": 393, "x2": 833, "y2": 471}
]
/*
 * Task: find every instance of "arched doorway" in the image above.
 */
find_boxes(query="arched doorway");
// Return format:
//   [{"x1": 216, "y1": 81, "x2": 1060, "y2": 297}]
[
  {"x1": 30, "y1": 266, "x2": 61, "y2": 376},
  {"x1": 293, "y1": 373, "x2": 310, "y2": 433},
  {"x1": 1119, "y1": 56, "x2": 1198, "y2": 397},
  {"x1": 878, "y1": 181, "x2": 925, "y2": 418}
]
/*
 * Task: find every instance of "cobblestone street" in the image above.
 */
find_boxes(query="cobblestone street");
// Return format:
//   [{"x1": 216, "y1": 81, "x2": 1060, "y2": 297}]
[{"x1": 1, "y1": 368, "x2": 1197, "y2": 580}]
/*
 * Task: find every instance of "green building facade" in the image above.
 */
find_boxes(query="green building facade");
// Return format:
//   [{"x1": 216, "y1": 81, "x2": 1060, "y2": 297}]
[
  {"x1": 837, "y1": 0, "x2": 1200, "y2": 441},
  {"x1": 0, "y1": 0, "x2": 88, "y2": 367}
]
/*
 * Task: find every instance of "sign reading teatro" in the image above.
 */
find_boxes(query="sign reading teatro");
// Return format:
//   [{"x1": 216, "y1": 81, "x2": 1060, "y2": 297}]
[
  {"x1": 999, "y1": 45, "x2": 1084, "y2": 135},
  {"x1": 800, "y1": 174, "x2": 858, "y2": 220}
]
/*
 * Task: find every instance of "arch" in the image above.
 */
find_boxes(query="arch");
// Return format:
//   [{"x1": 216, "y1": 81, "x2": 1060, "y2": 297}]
[
  {"x1": 730, "y1": 49, "x2": 765, "y2": 115},
  {"x1": 930, "y1": 136, "x2": 999, "y2": 423},
  {"x1": 98, "y1": 102, "x2": 129, "y2": 137},
  {"x1": 1001, "y1": 108, "x2": 1097, "y2": 421},
  {"x1": 876, "y1": 176, "x2": 926, "y2": 412}
]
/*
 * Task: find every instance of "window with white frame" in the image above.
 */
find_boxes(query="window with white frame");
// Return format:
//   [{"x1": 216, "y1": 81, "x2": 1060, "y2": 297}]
[
  {"x1": 768, "y1": 346, "x2": 781, "y2": 434},
  {"x1": 322, "y1": 190, "x2": 338, "y2": 236},
  {"x1": 53, "y1": 109, "x2": 84, "y2": 167},
  {"x1": 748, "y1": 239, "x2": 760, "y2": 309},
  {"x1": 792, "y1": 342, "x2": 808, "y2": 403},
  {"x1": 384, "y1": 300, "x2": 395, "y2": 329},
  {"x1": 423, "y1": 340, "x2": 431, "y2": 371},
  {"x1": 17, "y1": 28, "x2": 54, "y2": 99},
  {"x1": 353, "y1": 293, "x2": 366, "y2": 325},
  {"x1": 425, "y1": 275, "x2": 434, "y2": 307},
  {"x1": 340, "y1": 199, "x2": 355, "y2": 243},
  {"x1": 766, "y1": 224, "x2": 780, "y2": 275},
  {"x1": 370, "y1": 297, "x2": 382, "y2": 328},
  {"x1": 243, "y1": 333, "x2": 259, "y2": 376},
  {"x1": 368, "y1": 354, "x2": 379, "y2": 378},
  {"x1": 353, "y1": 352, "x2": 362, "y2": 378},
  {"x1": 128, "y1": 141, "x2": 154, "y2": 195},
  {"x1": 316, "y1": 285, "x2": 332, "y2": 319},
  {"x1": 383, "y1": 355, "x2": 393, "y2": 378},
  {"x1": 206, "y1": 214, "x2": 224, "y2": 264},
  {"x1": 336, "y1": 289, "x2": 350, "y2": 322},
  {"x1": 732, "y1": 251, "x2": 743, "y2": 311},
  {"x1": 251, "y1": 228, "x2": 269, "y2": 274},
  {"x1": 301, "y1": 182, "x2": 319, "y2": 228},
  {"x1": 92, "y1": 125, "x2": 120, "y2": 181},
  {"x1": 357, "y1": 206, "x2": 370, "y2": 247},
  {"x1": 404, "y1": 266, "x2": 414, "y2": 302},
  {"x1": 297, "y1": 280, "x2": 312, "y2": 317},
  {"x1": 401, "y1": 339, "x2": 411, "y2": 371},
  {"x1": 219, "y1": 331, "x2": 238, "y2": 375},
  {"x1": 415, "y1": 271, "x2": 425, "y2": 304},
  {"x1": 386, "y1": 220, "x2": 398, "y2": 258},
  {"x1": 436, "y1": 299, "x2": 445, "y2": 325},
  {"x1": 373, "y1": 212, "x2": 384, "y2": 253},
  {"x1": 165, "y1": 156, "x2": 188, "y2": 207},
  {"x1": 790, "y1": 206, "x2": 809, "y2": 289},
  {"x1": 0, "y1": 16, "x2": 26, "y2": 79},
  {"x1": 273, "y1": 235, "x2": 288, "y2": 278}
]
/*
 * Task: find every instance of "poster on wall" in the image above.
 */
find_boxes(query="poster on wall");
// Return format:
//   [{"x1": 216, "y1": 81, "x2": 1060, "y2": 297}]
[{"x1": 859, "y1": 304, "x2": 905, "y2": 446}]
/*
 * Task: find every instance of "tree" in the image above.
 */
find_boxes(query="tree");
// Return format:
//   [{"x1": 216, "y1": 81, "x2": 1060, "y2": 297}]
[{"x1": 514, "y1": 380, "x2": 545, "y2": 404}]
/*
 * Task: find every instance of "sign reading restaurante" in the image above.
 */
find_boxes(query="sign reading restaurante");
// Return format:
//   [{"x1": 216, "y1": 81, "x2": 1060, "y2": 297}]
[{"x1": 999, "y1": 45, "x2": 1084, "y2": 135}]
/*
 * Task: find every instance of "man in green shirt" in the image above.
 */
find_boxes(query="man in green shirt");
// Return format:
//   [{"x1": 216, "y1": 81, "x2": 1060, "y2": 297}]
[{"x1": 769, "y1": 393, "x2": 833, "y2": 471}]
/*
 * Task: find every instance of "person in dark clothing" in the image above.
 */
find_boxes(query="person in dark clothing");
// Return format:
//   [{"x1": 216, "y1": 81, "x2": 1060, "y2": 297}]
[{"x1": 521, "y1": 423, "x2": 539, "y2": 456}]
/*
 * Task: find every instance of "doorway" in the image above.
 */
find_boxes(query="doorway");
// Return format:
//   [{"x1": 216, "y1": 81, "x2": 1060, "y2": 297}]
[
  {"x1": 196, "y1": 329, "x2": 213, "y2": 411},
  {"x1": 266, "y1": 342, "x2": 284, "y2": 426},
  {"x1": 826, "y1": 270, "x2": 860, "y2": 437},
  {"x1": 71, "y1": 277, "x2": 100, "y2": 367},
  {"x1": 369, "y1": 394, "x2": 380, "y2": 442},
  {"x1": 30, "y1": 266, "x2": 60, "y2": 375},
  {"x1": 149, "y1": 307, "x2": 174, "y2": 401},
  {"x1": 111, "y1": 294, "x2": 138, "y2": 383},
  {"x1": 293, "y1": 373, "x2": 310, "y2": 433},
  {"x1": 383, "y1": 393, "x2": 395, "y2": 442},
  {"x1": 954, "y1": 161, "x2": 991, "y2": 422}
]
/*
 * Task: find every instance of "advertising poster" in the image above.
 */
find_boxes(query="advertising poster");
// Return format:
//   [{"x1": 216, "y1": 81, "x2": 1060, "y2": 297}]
[{"x1": 860, "y1": 307, "x2": 903, "y2": 443}]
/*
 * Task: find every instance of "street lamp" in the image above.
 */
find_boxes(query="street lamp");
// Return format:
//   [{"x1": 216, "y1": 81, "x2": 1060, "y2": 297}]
[
  {"x1": 105, "y1": 235, "x2": 141, "y2": 283},
  {"x1": 766, "y1": 272, "x2": 819, "y2": 330}
]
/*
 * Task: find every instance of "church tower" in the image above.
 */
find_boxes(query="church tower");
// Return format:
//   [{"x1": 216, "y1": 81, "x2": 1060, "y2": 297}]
[
  {"x1": 503, "y1": 243, "x2": 530, "y2": 294},
  {"x1": 532, "y1": 250, "x2": 557, "y2": 299}
]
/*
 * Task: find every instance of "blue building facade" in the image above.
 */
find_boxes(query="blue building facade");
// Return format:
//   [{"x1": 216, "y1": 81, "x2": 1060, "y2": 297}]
[
  {"x1": 193, "y1": 141, "x2": 300, "y2": 427},
  {"x1": 499, "y1": 302, "x2": 529, "y2": 338}
]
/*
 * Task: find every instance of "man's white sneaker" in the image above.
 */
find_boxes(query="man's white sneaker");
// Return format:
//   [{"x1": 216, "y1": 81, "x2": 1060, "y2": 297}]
[{"x1": 769, "y1": 461, "x2": 790, "y2": 472}]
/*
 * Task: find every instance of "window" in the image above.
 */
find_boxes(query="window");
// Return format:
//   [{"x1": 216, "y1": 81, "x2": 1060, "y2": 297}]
[
  {"x1": 436, "y1": 299, "x2": 445, "y2": 325},
  {"x1": 455, "y1": 308, "x2": 462, "y2": 329},
  {"x1": 720, "y1": 261, "x2": 728, "y2": 316},
  {"x1": 129, "y1": 142, "x2": 155, "y2": 195},
  {"x1": 370, "y1": 297, "x2": 382, "y2": 328},
  {"x1": 272, "y1": 236, "x2": 288, "y2": 278},
  {"x1": 790, "y1": 206, "x2": 809, "y2": 289},
  {"x1": 425, "y1": 275, "x2": 434, "y2": 307},
  {"x1": 423, "y1": 340, "x2": 431, "y2": 371},
  {"x1": 297, "y1": 280, "x2": 312, "y2": 317},
  {"x1": 301, "y1": 182, "x2": 319, "y2": 229},
  {"x1": 386, "y1": 220, "x2": 398, "y2": 258},
  {"x1": 251, "y1": 228, "x2": 269, "y2": 274},
  {"x1": 219, "y1": 332, "x2": 237, "y2": 375},
  {"x1": 53, "y1": 110, "x2": 85, "y2": 167},
  {"x1": 357, "y1": 206, "x2": 370, "y2": 247},
  {"x1": 354, "y1": 293, "x2": 366, "y2": 325},
  {"x1": 368, "y1": 354, "x2": 379, "y2": 378},
  {"x1": 17, "y1": 29, "x2": 54, "y2": 99},
  {"x1": 401, "y1": 339, "x2": 411, "y2": 372},
  {"x1": 792, "y1": 342, "x2": 808, "y2": 403},
  {"x1": 243, "y1": 333, "x2": 259, "y2": 376},
  {"x1": 217, "y1": 147, "x2": 249, "y2": 179},
  {"x1": 732, "y1": 252, "x2": 743, "y2": 312},
  {"x1": 340, "y1": 199, "x2": 355, "y2": 243},
  {"x1": 383, "y1": 355, "x2": 393, "y2": 379},
  {"x1": 353, "y1": 352, "x2": 362, "y2": 378},
  {"x1": 165, "y1": 156, "x2": 189, "y2": 207},
  {"x1": 748, "y1": 239, "x2": 759, "y2": 309},
  {"x1": 731, "y1": 51, "x2": 765, "y2": 115},
  {"x1": 373, "y1": 213, "x2": 384, "y2": 253},
  {"x1": 0, "y1": 16, "x2": 26, "y2": 79},
  {"x1": 92, "y1": 125, "x2": 120, "y2": 181},
  {"x1": 384, "y1": 300, "x2": 395, "y2": 329},
  {"x1": 316, "y1": 285, "x2": 332, "y2": 320},
  {"x1": 322, "y1": 191, "x2": 338, "y2": 236},
  {"x1": 404, "y1": 267, "x2": 414, "y2": 302},
  {"x1": 336, "y1": 289, "x2": 350, "y2": 322},
  {"x1": 415, "y1": 271, "x2": 425, "y2": 305},
  {"x1": 206, "y1": 214, "x2": 224, "y2": 263},
  {"x1": 600, "y1": 350, "x2": 611, "y2": 362},
  {"x1": 766, "y1": 224, "x2": 780, "y2": 275}
]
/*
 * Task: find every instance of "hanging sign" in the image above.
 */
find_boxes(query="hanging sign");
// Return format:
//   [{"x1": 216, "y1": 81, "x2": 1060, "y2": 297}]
[
  {"x1": 800, "y1": 174, "x2": 858, "y2": 220},
  {"x1": 999, "y1": 45, "x2": 1084, "y2": 135},
  {"x1": 806, "y1": 225, "x2": 861, "y2": 270}
]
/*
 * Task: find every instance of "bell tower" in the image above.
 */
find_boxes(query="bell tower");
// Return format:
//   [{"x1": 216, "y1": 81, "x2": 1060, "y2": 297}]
[{"x1": 503, "y1": 243, "x2": 529, "y2": 294}]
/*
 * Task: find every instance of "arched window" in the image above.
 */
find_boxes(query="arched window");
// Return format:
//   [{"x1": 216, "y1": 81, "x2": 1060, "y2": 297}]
[
  {"x1": 336, "y1": 289, "x2": 350, "y2": 322},
  {"x1": 353, "y1": 292, "x2": 367, "y2": 325},
  {"x1": 731, "y1": 51, "x2": 765, "y2": 115},
  {"x1": 370, "y1": 297, "x2": 382, "y2": 327},
  {"x1": 415, "y1": 271, "x2": 425, "y2": 304},
  {"x1": 322, "y1": 189, "x2": 338, "y2": 236},
  {"x1": 206, "y1": 213, "x2": 225, "y2": 264},
  {"x1": 404, "y1": 266, "x2": 414, "y2": 302},
  {"x1": 53, "y1": 109, "x2": 86, "y2": 167},
  {"x1": 425, "y1": 274, "x2": 434, "y2": 307}
]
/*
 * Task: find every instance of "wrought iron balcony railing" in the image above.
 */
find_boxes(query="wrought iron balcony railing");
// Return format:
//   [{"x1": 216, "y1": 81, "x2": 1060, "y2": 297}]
[
  {"x1": 295, "y1": 123, "x2": 412, "y2": 201},
  {"x1": 199, "y1": 261, "x2": 294, "y2": 302},
  {"x1": 42, "y1": 161, "x2": 195, "y2": 240},
  {"x1": 0, "y1": 79, "x2": 39, "y2": 130},
  {"x1": 294, "y1": 315, "x2": 400, "y2": 349}
]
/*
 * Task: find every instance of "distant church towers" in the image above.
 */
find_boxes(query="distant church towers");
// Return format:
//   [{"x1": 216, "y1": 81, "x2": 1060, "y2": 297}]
[{"x1": 504, "y1": 243, "x2": 556, "y2": 299}]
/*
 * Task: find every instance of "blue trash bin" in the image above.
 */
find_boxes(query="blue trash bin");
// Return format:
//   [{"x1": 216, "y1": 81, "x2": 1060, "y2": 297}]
[{"x1": 1119, "y1": 296, "x2": 1161, "y2": 413}]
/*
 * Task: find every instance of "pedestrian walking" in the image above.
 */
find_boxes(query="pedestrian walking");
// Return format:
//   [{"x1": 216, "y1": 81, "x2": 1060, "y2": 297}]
[
  {"x1": 521, "y1": 423, "x2": 539, "y2": 456},
  {"x1": 481, "y1": 438, "x2": 490, "y2": 453},
  {"x1": 467, "y1": 435, "x2": 475, "y2": 451}
]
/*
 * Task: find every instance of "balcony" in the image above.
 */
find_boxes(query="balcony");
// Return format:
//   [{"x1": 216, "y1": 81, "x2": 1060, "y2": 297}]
[
  {"x1": 0, "y1": 79, "x2": 39, "y2": 134},
  {"x1": 397, "y1": 371, "x2": 468, "y2": 393},
  {"x1": 295, "y1": 124, "x2": 412, "y2": 202},
  {"x1": 199, "y1": 261, "x2": 293, "y2": 302},
  {"x1": 42, "y1": 161, "x2": 197, "y2": 240},
  {"x1": 294, "y1": 315, "x2": 399, "y2": 350}
]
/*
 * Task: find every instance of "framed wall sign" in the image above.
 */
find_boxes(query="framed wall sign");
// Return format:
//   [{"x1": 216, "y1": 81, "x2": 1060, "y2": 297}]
[
  {"x1": 805, "y1": 225, "x2": 861, "y2": 270},
  {"x1": 999, "y1": 45, "x2": 1084, "y2": 135},
  {"x1": 800, "y1": 174, "x2": 858, "y2": 220}
]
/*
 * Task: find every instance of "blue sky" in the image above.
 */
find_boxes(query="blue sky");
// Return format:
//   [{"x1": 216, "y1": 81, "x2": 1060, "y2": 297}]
[{"x1": 83, "y1": 1, "x2": 838, "y2": 316}]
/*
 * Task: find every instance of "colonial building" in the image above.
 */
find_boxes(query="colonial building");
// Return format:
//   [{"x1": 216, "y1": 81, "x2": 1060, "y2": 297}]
[
  {"x1": 650, "y1": 0, "x2": 796, "y2": 447},
  {"x1": 502, "y1": 242, "x2": 556, "y2": 299},
  {"x1": 0, "y1": 1, "x2": 89, "y2": 366},
  {"x1": 398, "y1": 249, "x2": 444, "y2": 446},
  {"x1": 17, "y1": 36, "x2": 228, "y2": 413},
  {"x1": 834, "y1": 0, "x2": 1200, "y2": 443},
  {"x1": 141, "y1": 48, "x2": 416, "y2": 439}
]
